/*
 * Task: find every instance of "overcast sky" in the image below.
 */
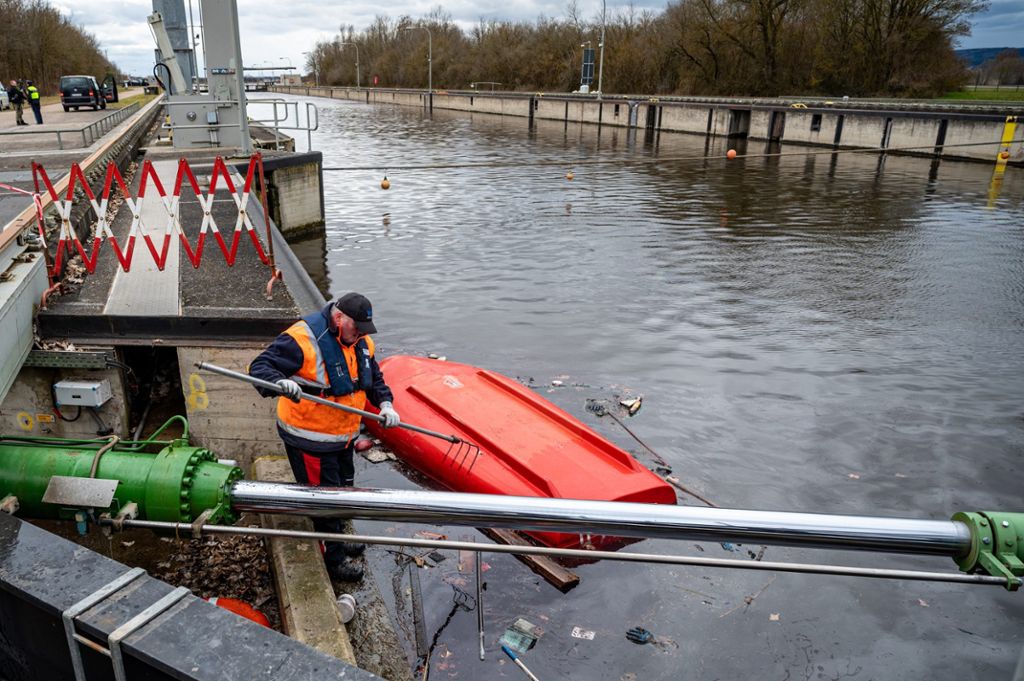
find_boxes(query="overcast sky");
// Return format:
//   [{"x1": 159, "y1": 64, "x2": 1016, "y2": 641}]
[{"x1": 56, "y1": 0, "x2": 1024, "y2": 78}]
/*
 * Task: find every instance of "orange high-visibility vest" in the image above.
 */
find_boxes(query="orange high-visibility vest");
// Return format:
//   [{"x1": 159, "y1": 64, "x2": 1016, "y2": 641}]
[{"x1": 276, "y1": 320, "x2": 376, "y2": 444}]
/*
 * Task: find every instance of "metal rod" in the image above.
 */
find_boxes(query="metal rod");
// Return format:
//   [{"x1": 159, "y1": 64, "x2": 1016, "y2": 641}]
[
  {"x1": 196, "y1": 361, "x2": 466, "y2": 444},
  {"x1": 476, "y1": 549, "x2": 484, "y2": 660},
  {"x1": 504, "y1": 645, "x2": 541, "y2": 681},
  {"x1": 229, "y1": 481, "x2": 972, "y2": 557},
  {"x1": 98, "y1": 518, "x2": 1014, "y2": 588}
]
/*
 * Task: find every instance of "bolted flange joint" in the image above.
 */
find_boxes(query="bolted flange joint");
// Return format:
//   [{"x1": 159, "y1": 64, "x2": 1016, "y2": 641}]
[{"x1": 952, "y1": 512, "x2": 1024, "y2": 591}]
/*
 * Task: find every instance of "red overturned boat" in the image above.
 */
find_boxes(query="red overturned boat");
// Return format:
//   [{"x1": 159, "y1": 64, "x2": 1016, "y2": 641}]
[{"x1": 365, "y1": 356, "x2": 676, "y2": 551}]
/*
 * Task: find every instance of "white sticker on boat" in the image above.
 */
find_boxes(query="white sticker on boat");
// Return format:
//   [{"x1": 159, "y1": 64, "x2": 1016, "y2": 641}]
[{"x1": 443, "y1": 375, "x2": 463, "y2": 389}]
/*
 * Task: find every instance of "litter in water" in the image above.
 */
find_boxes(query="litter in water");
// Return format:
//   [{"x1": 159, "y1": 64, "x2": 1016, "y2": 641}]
[
  {"x1": 570, "y1": 626, "x2": 596, "y2": 640},
  {"x1": 619, "y1": 396, "x2": 643, "y2": 416},
  {"x1": 626, "y1": 627, "x2": 653, "y2": 644},
  {"x1": 500, "y1": 618, "x2": 542, "y2": 654}
]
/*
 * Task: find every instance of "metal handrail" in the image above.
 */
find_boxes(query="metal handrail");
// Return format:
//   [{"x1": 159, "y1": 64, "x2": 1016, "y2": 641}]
[
  {"x1": 246, "y1": 98, "x2": 319, "y2": 151},
  {"x1": 0, "y1": 102, "x2": 140, "y2": 150}
]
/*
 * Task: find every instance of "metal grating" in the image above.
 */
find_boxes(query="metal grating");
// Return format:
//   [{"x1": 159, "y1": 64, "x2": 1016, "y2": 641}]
[{"x1": 23, "y1": 350, "x2": 111, "y2": 369}]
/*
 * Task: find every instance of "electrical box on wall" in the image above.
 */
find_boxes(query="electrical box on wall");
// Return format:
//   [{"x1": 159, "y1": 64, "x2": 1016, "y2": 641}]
[{"x1": 53, "y1": 379, "x2": 113, "y2": 408}]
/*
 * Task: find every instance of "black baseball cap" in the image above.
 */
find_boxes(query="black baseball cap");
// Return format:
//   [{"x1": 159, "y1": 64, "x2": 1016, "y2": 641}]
[{"x1": 334, "y1": 292, "x2": 377, "y2": 334}]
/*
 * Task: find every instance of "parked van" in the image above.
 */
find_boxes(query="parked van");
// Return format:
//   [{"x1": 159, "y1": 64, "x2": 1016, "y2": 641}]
[{"x1": 59, "y1": 75, "x2": 106, "y2": 112}]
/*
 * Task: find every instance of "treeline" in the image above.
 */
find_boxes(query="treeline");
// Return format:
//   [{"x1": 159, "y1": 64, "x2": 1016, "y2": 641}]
[
  {"x1": 0, "y1": 0, "x2": 116, "y2": 94},
  {"x1": 974, "y1": 49, "x2": 1024, "y2": 86},
  {"x1": 308, "y1": 0, "x2": 987, "y2": 97}
]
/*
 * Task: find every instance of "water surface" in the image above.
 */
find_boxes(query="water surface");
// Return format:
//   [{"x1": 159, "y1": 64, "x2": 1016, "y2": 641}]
[{"x1": 276, "y1": 93, "x2": 1024, "y2": 680}]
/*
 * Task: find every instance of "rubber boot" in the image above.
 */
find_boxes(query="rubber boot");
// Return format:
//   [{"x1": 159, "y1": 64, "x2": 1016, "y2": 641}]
[
  {"x1": 328, "y1": 558, "x2": 364, "y2": 582},
  {"x1": 340, "y1": 541, "x2": 366, "y2": 557}
]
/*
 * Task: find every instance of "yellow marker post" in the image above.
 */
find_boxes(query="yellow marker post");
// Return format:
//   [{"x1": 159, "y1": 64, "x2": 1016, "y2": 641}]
[{"x1": 995, "y1": 115, "x2": 1017, "y2": 171}]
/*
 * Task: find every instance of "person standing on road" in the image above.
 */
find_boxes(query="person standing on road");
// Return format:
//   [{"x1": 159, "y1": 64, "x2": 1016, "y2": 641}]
[
  {"x1": 7, "y1": 80, "x2": 27, "y2": 125},
  {"x1": 25, "y1": 80, "x2": 41, "y2": 124},
  {"x1": 248, "y1": 293, "x2": 401, "y2": 582}
]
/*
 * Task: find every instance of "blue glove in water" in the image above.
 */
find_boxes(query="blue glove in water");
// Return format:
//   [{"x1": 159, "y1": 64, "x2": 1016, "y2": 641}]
[
  {"x1": 626, "y1": 627, "x2": 653, "y2": 644},
  {"x1": 379, "y1": 401, "x2": 400, "y2": 428}
]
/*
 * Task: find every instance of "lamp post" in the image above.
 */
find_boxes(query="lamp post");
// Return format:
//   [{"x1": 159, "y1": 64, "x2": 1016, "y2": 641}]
[
  {"x1": 340, "y1": 42, "x2": 361, "y2": 88},
  {"x1": 597, "y1": 0, "x2": 606, "y2": 99},
  {"x1": 278, "y1": 56, "x2": 292, "y2": 85},
  {"x1": 402, "y1": 25, "x2": 432, "y2": 109}
]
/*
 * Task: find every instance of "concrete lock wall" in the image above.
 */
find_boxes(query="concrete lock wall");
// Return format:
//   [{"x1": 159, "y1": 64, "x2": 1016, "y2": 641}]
[
  {"x1": 272, "y1": 86, "x2": 1020, "y2": 165},
  {"x1": 660, "y1": 104, "x2": 713, "y2": 135},
  {"x1": 888, "y1": 118, "x2": 943, "y2": 153},
  {"x1": 945, "y1": 118, "x2": 1020, "y2": 162},
  {"x1": 839, "y1": 113, "x2": 889, "y2": 148},
  {"x1": 0, "y1": 363, "x2": 130, "y2": 439},
  {"x1": 750, "y1": 110, "x2": 773, "y2": 139},
  {"x1": 176, "y1": 346, "x2": 281, "y2": 471},
  {"x1": 266, "y1": 157, "x2": 324, "y2": 240},
  {"x1": 783, "y1": 111, "x2": 843, "y2": 146}
]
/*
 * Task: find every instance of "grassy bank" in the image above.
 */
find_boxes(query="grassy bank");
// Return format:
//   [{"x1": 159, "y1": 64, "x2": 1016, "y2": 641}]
[{"x1": 941, "y1": 88, "x2": 1024, "y2": 102}]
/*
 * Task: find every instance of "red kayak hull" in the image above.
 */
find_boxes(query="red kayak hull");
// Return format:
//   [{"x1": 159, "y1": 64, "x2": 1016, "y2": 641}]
[{"x1": 365, "y1": 356, "x2": 676, "y2": 550}]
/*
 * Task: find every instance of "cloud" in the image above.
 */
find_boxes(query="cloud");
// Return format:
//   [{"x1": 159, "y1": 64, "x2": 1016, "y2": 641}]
[{"x1": 55, "y1": 0, "x2": 1020, "y2": 76}]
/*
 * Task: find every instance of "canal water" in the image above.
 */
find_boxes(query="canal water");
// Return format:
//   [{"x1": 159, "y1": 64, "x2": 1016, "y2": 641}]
[{"x1": 274, "y1": 93, "x2": 1024, "y2": 679}]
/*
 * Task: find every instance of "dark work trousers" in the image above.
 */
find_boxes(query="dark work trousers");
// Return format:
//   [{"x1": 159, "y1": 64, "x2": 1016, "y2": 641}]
[
  {"x1": 284, "y1": 441, "x2": 355, "y2": 568},
  {"x1": 29, "y1": 101, "x2": 41, "y2": 124}
]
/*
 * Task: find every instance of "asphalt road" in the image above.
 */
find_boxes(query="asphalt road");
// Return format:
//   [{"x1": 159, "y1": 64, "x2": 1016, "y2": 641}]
[{"x1": 0, "y1": 88, "x2": 143, "y2": 153}]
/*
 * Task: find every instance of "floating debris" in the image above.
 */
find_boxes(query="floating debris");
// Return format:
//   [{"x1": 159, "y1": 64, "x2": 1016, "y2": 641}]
[
  {"x1": 362, "y1": 447, "x2": 396, "y2": 463},
  {"x1": 626, "y1": 626, "x2": 654, "y2": 644},
  {"x1": 500, "y1": 618, "x2": 542, "y2": 654},
  {"x1": 619, "y1": 396, "x2": 643, "y2": 416},
  {"x1": 570, "y1": 626, "x2": 596, "y2": 640}
]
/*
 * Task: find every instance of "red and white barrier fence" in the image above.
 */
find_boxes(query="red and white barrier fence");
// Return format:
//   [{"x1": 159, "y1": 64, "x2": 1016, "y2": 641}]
[{"x1": 30, "y1": 154, "x2": 276, "y2": 276}]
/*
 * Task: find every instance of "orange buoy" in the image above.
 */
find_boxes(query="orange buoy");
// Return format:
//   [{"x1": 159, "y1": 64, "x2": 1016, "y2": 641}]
[
  {"x1": 380, "y1": 175, "x2": 391, "y2": 190},
  {"x1": 205, "y1": 597, "x2": 271, "y2": 627},
  {"x1": 726, "y1": 149, "x2": 737, "y2": 160},
  {"x1": 566, "y1": 171, "x2": 574, "y2": 181}
]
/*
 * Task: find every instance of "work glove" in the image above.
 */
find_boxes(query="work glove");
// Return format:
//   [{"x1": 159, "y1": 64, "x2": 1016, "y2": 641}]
[
  {"x1": 626, "y1": 627, "x2": 653, "y2": 644},
  {"x1": 379, "y1": 401, "x2": 400, "y2": 428},
  {"x1": 276, "y1": 378, "x2": 302, "y2": 402}
]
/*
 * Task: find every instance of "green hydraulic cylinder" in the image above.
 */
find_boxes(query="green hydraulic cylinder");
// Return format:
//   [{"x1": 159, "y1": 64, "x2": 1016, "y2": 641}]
[{"x1": 0, "y1": 437, "x2": 243, "y2": 524}]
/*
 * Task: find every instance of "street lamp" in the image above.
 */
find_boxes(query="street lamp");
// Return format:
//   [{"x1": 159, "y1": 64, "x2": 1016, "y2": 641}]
[
  {"x1": 340, "y1": 42, "x2": 361, "y2": 88},
  {"x1": 402, "y1": 26, "x2": 432, "y2": 96},
  {"x1": 597, "y1": 0, "x2": 606, "y2": 99},
  {"x1": 278, "y1": 56, "x2": 292, "y2": 85}
]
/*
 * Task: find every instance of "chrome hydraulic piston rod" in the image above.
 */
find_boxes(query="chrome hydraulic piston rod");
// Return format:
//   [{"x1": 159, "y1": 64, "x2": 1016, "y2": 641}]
[{"x1": 229, "y1": 482, "x2": 973, "y2": 557}]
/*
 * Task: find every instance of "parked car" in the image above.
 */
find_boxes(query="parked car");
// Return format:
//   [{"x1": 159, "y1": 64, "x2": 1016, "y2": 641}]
[
  {"x1": 100, "y1": 75, "x2": 118, "y2": 104},
  {"x1": 59, "y1": 75, "x2": 106, "y2": 112},
  {"x1": 0, "y1": 88, "x2": 9, "y2": 110}
]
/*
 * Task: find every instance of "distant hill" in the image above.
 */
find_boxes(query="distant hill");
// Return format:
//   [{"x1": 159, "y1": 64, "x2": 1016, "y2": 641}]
[{"x1": 956, "y1": 47, "x2": 1024, "y2": 68}]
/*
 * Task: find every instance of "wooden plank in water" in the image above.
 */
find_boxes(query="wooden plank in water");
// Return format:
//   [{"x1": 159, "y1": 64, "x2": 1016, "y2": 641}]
[{"x1": 479, "y1": 527, "x2": 580, "y2": 592}]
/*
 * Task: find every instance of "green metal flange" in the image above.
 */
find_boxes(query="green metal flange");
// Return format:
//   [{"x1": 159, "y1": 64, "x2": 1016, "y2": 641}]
[
  {"x1": 952, "y1": 511, "x2": 1024, "y2": 591},
  {"x1": 143, "y1": 445, "x2": 243, "y2": 523}
]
